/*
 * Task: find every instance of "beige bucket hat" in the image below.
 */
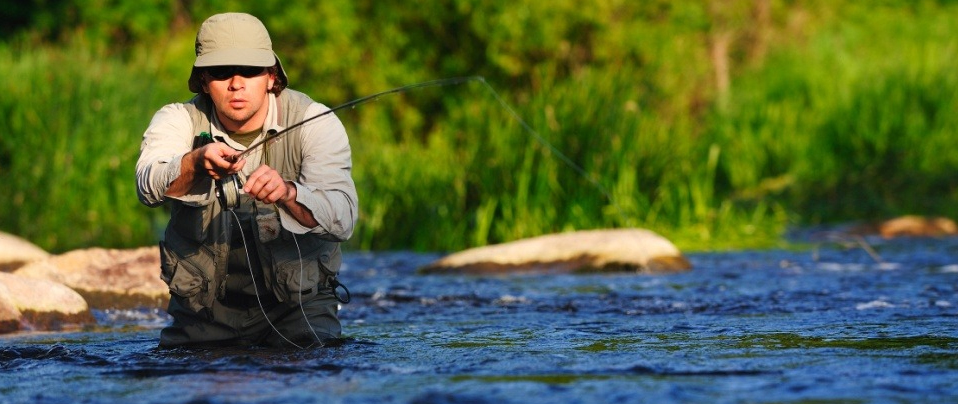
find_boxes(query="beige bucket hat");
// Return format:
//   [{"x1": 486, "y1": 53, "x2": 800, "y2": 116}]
[{"x1": 188, "y1": 12, "x2": 288, "y2": 93}]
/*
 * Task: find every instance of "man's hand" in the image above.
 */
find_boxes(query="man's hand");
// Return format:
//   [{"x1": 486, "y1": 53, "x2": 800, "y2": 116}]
[
  {"x1": 166, "y1": 142, "x2": 245, "y2": 197},
  {"x1": 198, "y1": 142, "x2": 245, "y2": 180},
  {"x1": 244, "y1": 165, "x2": 319, "y2": 228},
  {"x1": 244, "y1": 165, "x2": 292, "y2": 205}
]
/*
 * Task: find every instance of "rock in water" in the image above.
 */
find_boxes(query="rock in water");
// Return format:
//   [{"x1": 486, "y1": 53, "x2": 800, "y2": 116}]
[
  {"x1": 420, "y1": 228, "x2": 691, "y2": 274},
  {"x1": 0, "y1": 232, "x2": 49, "y2": 271},
  {"x1": 879, "y1": 215, "x2": 957, "y2": 238},
  {"x1": 0, "y1": 272, "x2": 94, "y2": 332},
  {"x1": 14, "y1": 247, "x2": 168, "y2": 310},
  {"x1": 0, "y1": 293, "x2": 20, "y2": 333}
]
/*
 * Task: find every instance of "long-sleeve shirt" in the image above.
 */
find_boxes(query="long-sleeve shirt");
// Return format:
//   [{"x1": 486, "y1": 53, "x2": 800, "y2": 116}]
[{"x1": 135, "y1": 92, "x2": 358, "y2": 241}]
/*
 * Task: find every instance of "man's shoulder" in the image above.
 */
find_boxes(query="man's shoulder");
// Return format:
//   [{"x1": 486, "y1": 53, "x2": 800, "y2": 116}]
[
  {"x1": 155, "y1": 95, "x2": 207, "y2": 115},
  {"x1": 180, "y1": 94, "x2": 212, "y2": 111},
  {"x1": 280, "y1": 88, "x2": 316, "y2": 106},
  {"x1": 152, "y1": 100, "x2": 195, "y2": 121},
  {"x1": 148, "y1": 96, "x2": 208, "y2": 135}
]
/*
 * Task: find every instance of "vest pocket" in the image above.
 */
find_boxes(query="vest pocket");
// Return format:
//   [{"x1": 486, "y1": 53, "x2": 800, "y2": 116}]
[
  {"x1": 169, "y1": 202, "x2": 213, "y2": 243},
  {"x1": 268, "y1": 235, "x2": 329, "y2": 303},
  {"x1": 159, "y1": 241, "x2": 208, "y2": 299}
]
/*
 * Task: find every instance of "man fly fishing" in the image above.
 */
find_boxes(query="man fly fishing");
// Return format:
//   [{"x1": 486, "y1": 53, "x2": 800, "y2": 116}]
[{"x1": 135, "y1": 12, "x2": 358, "y2": 348}]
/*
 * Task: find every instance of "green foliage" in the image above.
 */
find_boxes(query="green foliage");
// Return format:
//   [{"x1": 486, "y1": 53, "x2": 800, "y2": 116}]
[
  {"x1": 1, "y1": 0, "x2": 957, "y2": 253},
  {"x1": 0, "y1": 43, "x2": 176, "y2": 250},
  {"x1": 709, "y1": 2, "x2": 958, "y2": 225}
]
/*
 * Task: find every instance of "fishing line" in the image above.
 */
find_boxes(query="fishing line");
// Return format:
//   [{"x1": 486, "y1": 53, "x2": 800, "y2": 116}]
[
  {"x1": 292, "y1": 233, "x2": 326, "y2": 347},
  {"x1": 218, "y1": 76, "x2": 621, "y2": 350},
  {"x1": 230, "y1": 76, "x2": 615, "y2": 213},
  {"x1": 472, "y1": 78, "x2": 616, "y2": 208},
  {"x1": 232, "y1": 76, "x2": 479, "y2": 162},
  {"x1": 228, "y1": 209, "x2": 308, "y2": 349}
]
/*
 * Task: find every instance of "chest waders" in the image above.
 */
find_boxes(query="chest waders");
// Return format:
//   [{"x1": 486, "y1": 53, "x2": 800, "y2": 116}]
[{"x1": 158, "y1": 90, "x2": 345, "y2": 322}]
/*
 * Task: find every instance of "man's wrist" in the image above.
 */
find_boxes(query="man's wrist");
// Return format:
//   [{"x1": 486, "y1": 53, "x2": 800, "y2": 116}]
[{"x1": 281, "y1": 181, "x2": 296, "y2": 205}]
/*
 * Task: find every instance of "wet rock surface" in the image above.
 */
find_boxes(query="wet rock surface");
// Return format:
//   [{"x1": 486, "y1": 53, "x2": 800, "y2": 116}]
[
  {"x1": 0, "y1": 232, "x2": 168, "y2": 333},
  {"x1": 0, "y1": 272, "x2": 94, "y2": 331},
  {"x1": 0, "y1": 232, "x2": 49, "y2": 271},
  {"x1": 420, "y1": 228, "x2": 691, "y2": 274},
  {"x1": 14, "y1": 246, "x2": 168, "y2": 310}
]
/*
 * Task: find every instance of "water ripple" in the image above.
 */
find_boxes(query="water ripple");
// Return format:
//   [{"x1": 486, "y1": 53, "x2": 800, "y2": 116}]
[{"x1": 3, "y1": 242, "x2": 958, "y2": 403}]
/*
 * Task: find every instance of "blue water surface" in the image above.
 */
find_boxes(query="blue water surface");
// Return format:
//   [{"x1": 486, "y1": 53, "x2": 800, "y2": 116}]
[{"x1": 2, "y1": 237, "x2": 958, "y2": 404}]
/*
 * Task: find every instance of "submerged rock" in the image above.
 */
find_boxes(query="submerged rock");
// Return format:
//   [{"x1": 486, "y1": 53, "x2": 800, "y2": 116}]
[
  {"x1": 0, "y1": 232, "x2": 49, "y2": 271},
  {"x1": 14, "y1": 247, "x2": 168, "y2": 310},
  {"x1": 0, "y1": 272, "x2": 94, "y2": 332},
  {"x1": 420, "y1": 228, "x2": 691, "y2": 274}
]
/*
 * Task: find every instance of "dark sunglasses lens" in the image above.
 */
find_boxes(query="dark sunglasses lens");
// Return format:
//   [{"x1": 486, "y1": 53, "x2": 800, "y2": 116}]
[{"x1": 206, "y1": 66, "x2": 265, "y2": 80}]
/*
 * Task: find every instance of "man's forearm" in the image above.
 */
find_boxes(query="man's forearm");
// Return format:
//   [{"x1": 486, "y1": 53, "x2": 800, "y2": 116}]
[
  {"x1": 165, "y1": 149, "x2": 203, "y2": 198},
  {"x1": 279, "y1": 182, "x2": 320, "y2": 228}
]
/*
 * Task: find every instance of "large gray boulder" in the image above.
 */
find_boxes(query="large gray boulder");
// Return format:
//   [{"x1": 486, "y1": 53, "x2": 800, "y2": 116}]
[
  {"x1": 420, "y1": 228, "x2": 691, "y2": 274},
  {"x1": 14, "y1": 246, "x2": 168, "y2": 309},
  {"x1": 0, "y1": 232, "x2": 49, "y2": 271},
  {"x1": 0, "y1": 272, "x2": 94, "y2": 332}
]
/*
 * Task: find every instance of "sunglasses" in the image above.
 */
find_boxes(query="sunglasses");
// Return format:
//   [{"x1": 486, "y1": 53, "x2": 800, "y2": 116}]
[{"x1": 204, "y1": 65, "x2": 267, "y2": 80}]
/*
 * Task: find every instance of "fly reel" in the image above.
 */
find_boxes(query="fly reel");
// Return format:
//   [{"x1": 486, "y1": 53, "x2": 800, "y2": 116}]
[{"x1": 216, "y1": 173, "x2": 246, "y2": 210}]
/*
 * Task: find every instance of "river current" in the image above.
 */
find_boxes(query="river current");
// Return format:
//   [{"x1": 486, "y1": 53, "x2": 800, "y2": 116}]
[{"x1": 2, "y1": 237, "x2": 958, "y2": 403}]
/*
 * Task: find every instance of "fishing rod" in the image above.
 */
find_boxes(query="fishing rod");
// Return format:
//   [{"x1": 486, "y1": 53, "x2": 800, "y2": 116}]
[
  {"x1": 216, "y1": 75, "x2": 621, "y2": 349},
  {"x1": 218, "y1": 75, "x2": 618, "y2": 220},
  {"x1": 217, "y1": 75, "x2": 482, "y2": 209},
  {"x1": 230, "y1": 75, "x2": 482, "y2": 162}
]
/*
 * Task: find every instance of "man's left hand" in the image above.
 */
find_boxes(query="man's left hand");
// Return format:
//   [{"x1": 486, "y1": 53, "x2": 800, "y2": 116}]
[{"x1": 244, "y1": 165, "x2": 293, "y2": 205}]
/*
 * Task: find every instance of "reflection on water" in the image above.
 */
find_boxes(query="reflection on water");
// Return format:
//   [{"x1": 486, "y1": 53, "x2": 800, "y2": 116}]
[{"x1": 2, "y1": 238, "x2": 958, "y2": 403}]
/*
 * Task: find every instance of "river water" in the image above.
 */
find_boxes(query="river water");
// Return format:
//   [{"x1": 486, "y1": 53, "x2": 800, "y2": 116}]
[{"x1": 2, "y1": 237, "x2": 958, "y2": 403}]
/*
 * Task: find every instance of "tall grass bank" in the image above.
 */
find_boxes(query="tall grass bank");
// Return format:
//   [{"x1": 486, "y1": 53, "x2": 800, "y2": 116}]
[{"x1": 1, "y1": 1, "x2": 957, "y2": 253}]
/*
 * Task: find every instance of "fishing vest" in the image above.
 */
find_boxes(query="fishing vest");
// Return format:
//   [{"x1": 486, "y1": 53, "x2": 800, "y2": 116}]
[{"x1": 158, "y1": 90, "x2": 343, "y2": 316}]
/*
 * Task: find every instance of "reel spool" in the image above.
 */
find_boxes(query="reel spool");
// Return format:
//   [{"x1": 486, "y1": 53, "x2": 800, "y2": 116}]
[{"x1": 216, "y1": 173, "x2": 246, "y2": 210}]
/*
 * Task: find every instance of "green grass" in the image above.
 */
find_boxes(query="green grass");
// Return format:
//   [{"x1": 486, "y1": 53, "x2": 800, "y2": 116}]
[{"x1": 2, "y1": 2, "x2": 958, "y2": 253}]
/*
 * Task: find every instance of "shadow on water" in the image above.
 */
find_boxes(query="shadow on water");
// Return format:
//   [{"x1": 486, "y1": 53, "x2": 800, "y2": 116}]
[{"x1": 2, "y1": 238, "x2": 958, "y2": 403}]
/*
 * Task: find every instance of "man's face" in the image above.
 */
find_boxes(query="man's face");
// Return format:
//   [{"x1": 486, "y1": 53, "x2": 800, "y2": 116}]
[{"x1": 202, "y1": 66, "x2": 276, "y2": 133}]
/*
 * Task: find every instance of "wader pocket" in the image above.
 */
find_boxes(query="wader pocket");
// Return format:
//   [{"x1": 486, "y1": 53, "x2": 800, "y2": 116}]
[
  {"x1": 159, "y1": 241, "x2": 207, "y2": 299},
  {"x1": 269, "y1": 235, "x2": 324, "y2": 303},
  {"x1": 272, "y1": 258, "x2": 319, "y2": 304}
]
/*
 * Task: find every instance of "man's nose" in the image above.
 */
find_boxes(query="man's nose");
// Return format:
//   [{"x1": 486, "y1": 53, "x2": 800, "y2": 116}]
[{"x1": 228, "y1": 76, "x2": 245, "y2": 90}]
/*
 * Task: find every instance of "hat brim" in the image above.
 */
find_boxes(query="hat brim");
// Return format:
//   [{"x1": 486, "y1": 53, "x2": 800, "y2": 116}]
[{"x1": 194, "y1": 48, "x2": 276, "y2": 67}]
